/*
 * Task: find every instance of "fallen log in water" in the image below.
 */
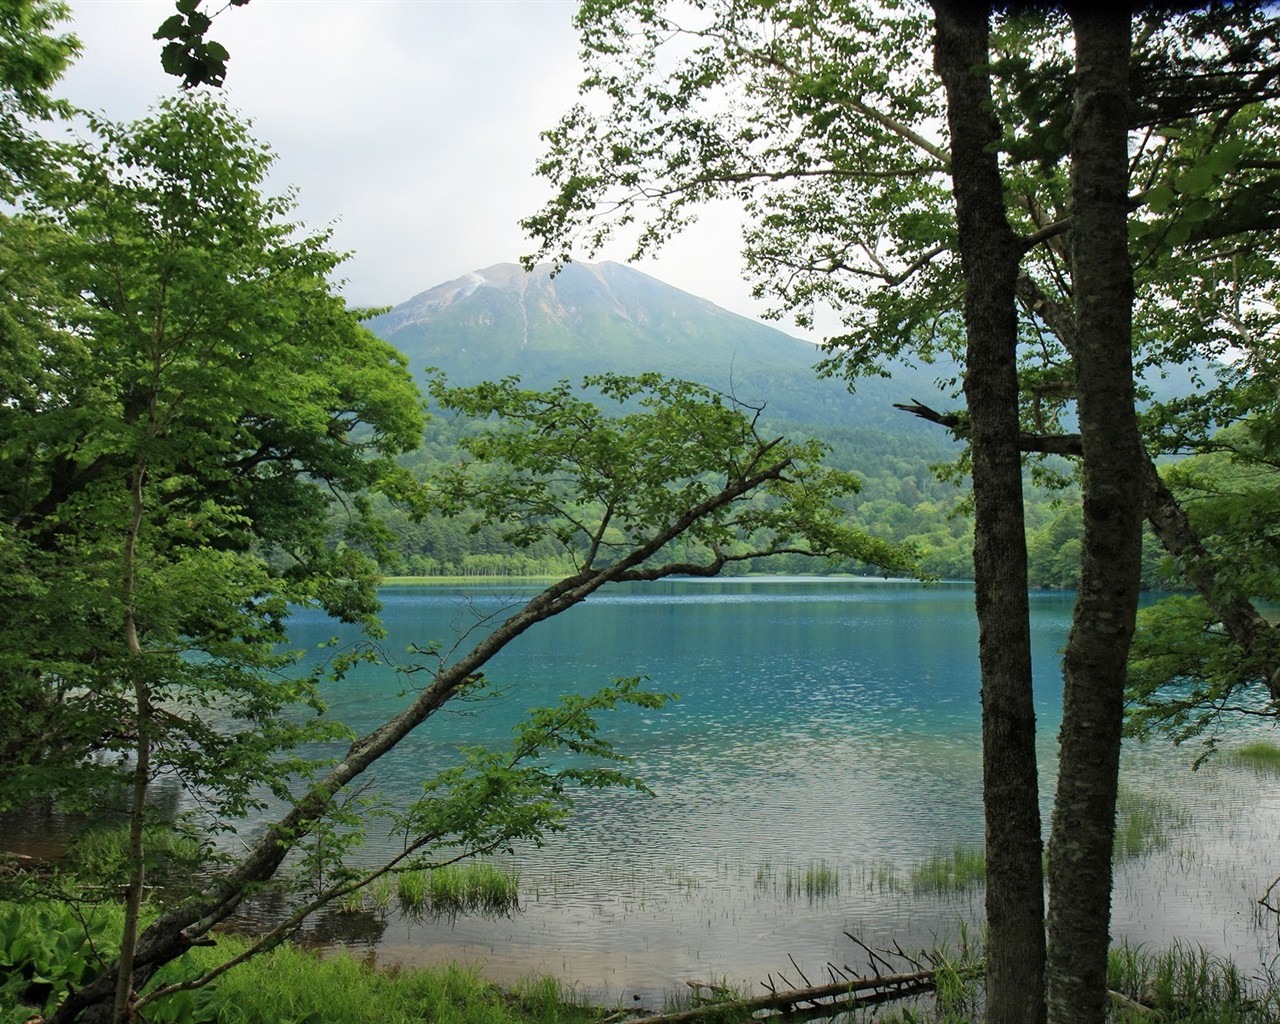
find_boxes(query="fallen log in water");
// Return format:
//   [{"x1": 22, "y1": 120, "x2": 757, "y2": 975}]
[{"x1": 603, "y1": 967, "x2": 943, "y2": 1024}]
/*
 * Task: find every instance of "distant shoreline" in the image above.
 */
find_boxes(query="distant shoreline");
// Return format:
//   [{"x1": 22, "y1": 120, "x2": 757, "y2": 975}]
[{"x1": 379, "y1": 572, "x2": 939, "y2": 586}]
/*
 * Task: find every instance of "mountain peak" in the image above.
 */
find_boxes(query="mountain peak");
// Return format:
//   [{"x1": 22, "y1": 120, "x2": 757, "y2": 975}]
[{"x1": 362, "y1": 261, "x2": 953, "y2": 431}]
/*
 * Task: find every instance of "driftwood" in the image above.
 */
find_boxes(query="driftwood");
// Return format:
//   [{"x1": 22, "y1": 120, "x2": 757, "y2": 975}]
[{"x1": 605, "y1": 967, "x2": 942, "y2": 1024}]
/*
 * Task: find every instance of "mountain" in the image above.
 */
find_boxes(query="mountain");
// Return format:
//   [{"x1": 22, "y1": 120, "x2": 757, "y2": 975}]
[{"x1": 364, "y1": 261, "x2": 957, "y2": 433}]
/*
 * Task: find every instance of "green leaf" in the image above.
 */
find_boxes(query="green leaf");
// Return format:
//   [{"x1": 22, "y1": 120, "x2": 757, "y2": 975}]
[
  {"x1": 1173, "y1": 164, "x2": 1215, "y2": 196},
  {"x1": 1144, "y1": 184, "x2": 1177, "y2": 213},
  {"x1": 1201, "y1": 136, "x2": 1247, "y2": 176}
]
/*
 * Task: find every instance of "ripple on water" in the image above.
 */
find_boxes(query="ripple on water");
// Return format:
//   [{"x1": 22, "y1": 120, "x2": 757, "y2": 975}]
[{"x1": 184, "y1": 583, "x2": 1280, "y2": 1000}]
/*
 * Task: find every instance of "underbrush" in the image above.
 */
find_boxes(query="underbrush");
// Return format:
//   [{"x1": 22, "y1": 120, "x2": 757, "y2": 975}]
[
  {"x1": 6, "y1": 895, "x2": 1280, "y2": 1024},
  {"x1": 0, "y1": 898, "x2": 594, "y2": 1024}
]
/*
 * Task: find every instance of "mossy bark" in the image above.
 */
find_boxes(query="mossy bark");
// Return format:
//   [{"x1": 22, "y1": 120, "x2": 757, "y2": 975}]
[
  {"x1": 931, "y1": 5, "x2": 1046, "y2": 1023},
  {"x1": 1046, "y1": 10, "x2": 1143, "y2": 1024}
]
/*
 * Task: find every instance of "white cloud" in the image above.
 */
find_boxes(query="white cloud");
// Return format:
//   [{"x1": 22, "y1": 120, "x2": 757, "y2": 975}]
[{"x1": 57, "y1": 0, "x2": 818, "y2": 338}]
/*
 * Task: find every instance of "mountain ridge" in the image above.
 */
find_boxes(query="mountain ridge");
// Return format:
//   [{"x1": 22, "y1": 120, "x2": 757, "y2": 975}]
[{"x1": 364, "y1": 260, "x2": 955, "y2": 432}]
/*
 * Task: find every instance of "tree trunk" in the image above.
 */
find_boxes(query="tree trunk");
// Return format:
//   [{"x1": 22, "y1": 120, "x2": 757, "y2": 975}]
[
  {"x1": 1046, "y1": 10, "x2": 1142, "y2": 1024},
  {"x1": 931, "y1": 5, "x2": 1046, "y2": 1023},
  {"x1": 113, "y1": 461, "x2": 151, "y2": 1024},
  {"x1": 1139, "y1": 458, "x2": 1280, "y2": 696}
]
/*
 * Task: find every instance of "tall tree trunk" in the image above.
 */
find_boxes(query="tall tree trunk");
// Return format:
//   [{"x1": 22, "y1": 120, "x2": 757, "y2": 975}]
[
  {"x1": 113, "y1": 460, "x2": 151, "y2": 1024},
  {"x1": 1046, "y1": 9, "x2": 1142, "y2": 1024},
  {"x1": 931, "y1": 5, "x2": 1045, "y2": 1023}
]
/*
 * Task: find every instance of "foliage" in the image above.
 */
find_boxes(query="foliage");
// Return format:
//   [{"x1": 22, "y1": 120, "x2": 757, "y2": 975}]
[
  {"x1": 0, "y1": 899, "x2": 599, "y2": 1024},
  {"x1": 424, "y1": 372, "x2": 918, "y2": 577},
  {"x1": 153, "y1": 0, "x2": 248, "y2": 88},
  {"x1": 0, "y1": 0, "x2": 79, "y2": 200},
  {"x1": 0, "y1": 91, "x2": 426, "y2": 1022},
  {"x1": 26, "y1": 355, "x2": 914, "y2": 1021},
  {"x1": 0, "y1": 90, "x2": 424, "y2": 817},
  {"x1": 1127, "y1": 424, "x2": 1280, "y2": 752}
]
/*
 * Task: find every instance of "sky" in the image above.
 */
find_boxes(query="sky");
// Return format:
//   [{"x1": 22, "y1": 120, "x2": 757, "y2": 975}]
[{"x1": 56, "y1": 0, "x2": 798, "y2": 333}]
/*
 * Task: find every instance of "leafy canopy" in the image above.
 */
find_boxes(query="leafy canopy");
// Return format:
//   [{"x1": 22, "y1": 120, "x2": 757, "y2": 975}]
[{"x1": 0, "y1": 91, "x2": 425, "y2": 817}]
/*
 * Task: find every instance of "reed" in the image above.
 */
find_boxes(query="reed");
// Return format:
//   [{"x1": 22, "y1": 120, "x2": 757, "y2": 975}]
[
  {"x1": 1114, "y1": 787, "x2": 1190, "y2": 860},
  {"x1": 910, "y1": 844, "x2": 986, "y2": 895},
  {"x1": 65, "y1": 823, "x2": 207, "y2": 891},
  {"x1": 396, "y1": 868, "x2": 430, "y2": 909},
  {"x1": 1227, "y1": 740, "x2": 1280, "y2": 775},
  {"x1": 1107, "y1": 941, "x2": 1280, "y2": 1023},
  {"x1": 396, "y1": 861, "x2": 520, "y2": 916},
  {"x1": 777, "y1": 859, "x2": 840, "y2": 901}
]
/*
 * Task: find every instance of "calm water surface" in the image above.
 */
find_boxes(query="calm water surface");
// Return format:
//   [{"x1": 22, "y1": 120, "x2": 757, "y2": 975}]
[{"x1": 253, "y1": 578, "x2": 1279, "y2": 1001}]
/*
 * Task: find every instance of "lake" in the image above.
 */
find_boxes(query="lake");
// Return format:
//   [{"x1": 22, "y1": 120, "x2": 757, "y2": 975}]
[{"x1": 247, "y1": 578, "x2": 1280, "y2": 1002}]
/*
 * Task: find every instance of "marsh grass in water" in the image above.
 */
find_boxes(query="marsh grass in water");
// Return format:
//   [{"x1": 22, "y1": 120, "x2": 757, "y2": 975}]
[
  {"x1": 753, "y1": 859, "x2": 841, "y2": 901},
  {"x1": 662, "y1": 977, "x2": 754, "y2": 1022},
  {"x1": 65, "y1": 823, "x2": 208, "y2": 896},
  {"x1": 1227, "y1": 741, "x2": 1280, "y2": 775},
  {"x1": 1114, "y1": 787, "x2": 1190, "y2": 860},
  {"x1": 910, "y1": 845, "x2": 986, "y2": 895},
  {"x1": 876, "y1": 942, "x2": 1280, "y2": 1023},
  {"x1": 393, "y1": 861, "x2": 520, "y2": 917}
]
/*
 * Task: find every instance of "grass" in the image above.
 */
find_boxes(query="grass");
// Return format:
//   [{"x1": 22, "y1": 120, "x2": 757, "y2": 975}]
[
  {"x1": 164, "y1": 937, "x2": 599, "y2": 1024},
  {"x1": 1227, "y1": 740, "x2": 1280, "y2": 775},
  {"x1": 662, "y1": 977, "x2": 754, "y2": 1022},
  {"x1": 754, "y1": 858, "x2": 842, "y2": 901},
  {"x1": 1107, "y1": 941, "x2": 1280, "y2": 1023},
  {"x1": 910, "y1": 845, "x2": 986, "y2": 895},
  {"x1": 393, "y1": 861, "x2": 520, "y2": 917},
  {"x1": 64, "y1": 822, "x2": 209, "y2": 895},
  {"x1": 877, "y1": 943, "x2": 1280, "y2": 1023},
  {"x1": 1113, "y1": 786, "x2": 1190, "y2": 860}
]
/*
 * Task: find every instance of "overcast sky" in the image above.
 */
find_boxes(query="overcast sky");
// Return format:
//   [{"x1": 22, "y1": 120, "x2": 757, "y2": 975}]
[{"x1": 57, "y1": 0, "x2": 799, "y2": 334}]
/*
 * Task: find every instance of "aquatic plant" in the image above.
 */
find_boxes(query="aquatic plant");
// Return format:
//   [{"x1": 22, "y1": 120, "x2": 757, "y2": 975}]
[
  {"x1": 910, "y1": 845, "x2": 986, "y2": 895},
  {"x1": 1227, "y1": 741, "x2": 1280, "y2": 775},
  {"x1": 396, "y1": 869, "x2": 430, "y2": 910},
  {"x1": 768, "y1": 859, "x2": 841, "y2": 901},
  {"x1": 1113, "y1": 787, "x2": 1190, "y2": 860},
  {"x1": 1107, "y1": 941, "x2": 1280, "y2": 1023}
]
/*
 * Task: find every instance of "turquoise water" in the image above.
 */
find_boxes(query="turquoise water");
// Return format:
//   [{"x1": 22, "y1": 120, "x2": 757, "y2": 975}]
[{"x1": 263, "y1": 578, "x2": 1278, "y2": 1001}]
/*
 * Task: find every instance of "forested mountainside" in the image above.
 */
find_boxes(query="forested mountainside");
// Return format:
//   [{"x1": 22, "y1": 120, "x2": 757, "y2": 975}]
[{"x1": 360, "y1": 262, "x2": 1190, "y2": 588}]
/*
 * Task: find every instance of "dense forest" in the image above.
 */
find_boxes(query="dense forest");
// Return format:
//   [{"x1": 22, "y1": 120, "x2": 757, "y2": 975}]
[{"x1": 364, "y1": 409, "x2": 1185, "y2": 589}]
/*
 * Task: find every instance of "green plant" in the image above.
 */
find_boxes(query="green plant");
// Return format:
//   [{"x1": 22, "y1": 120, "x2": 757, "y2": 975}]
[
  {"x1": 1113, "y1": 788, "x2": 1190, "y2": 860},
  {"x1": 0, "y1": 901, "x2": 118, "y2": 1022},
  {"x1": 910, "y1": 846, "x2": 986, "y2": 895},
  {"x1": 1107, "y1": 942, "x2": 1280, "y2": 1023},
  {"x1": 396, "y1": 869, "x2": 429, "y2": 910},
  {"x1": 1227, "y1": 741, "x2": 1280, "y2": 775}
]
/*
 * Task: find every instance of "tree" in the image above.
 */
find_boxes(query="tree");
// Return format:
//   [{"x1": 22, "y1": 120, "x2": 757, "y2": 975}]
[
  {"x1": 929, "y1": 7, "x2": 1045, "y2": 1017},
  {"x1": 0, "y1": 0, "x2": 79, "y2": 200},
  {"x1": 3, "y1": 93, "x2": 916, "y2": 1016},
  {"x1": 32, "y1": 365, "x2": 913, "y2": 1024},
  {"x1": 0, "y1": 92, "x2": 425, "y2": 1022},
  {"x1": 523, "y1": 2, "x2": 1280, "y2": 1021}
]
